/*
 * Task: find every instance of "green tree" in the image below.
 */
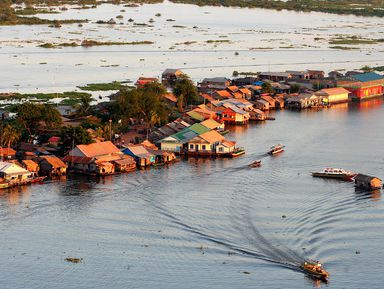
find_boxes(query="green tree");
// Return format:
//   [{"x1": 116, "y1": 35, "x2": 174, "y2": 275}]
[
  {"x1": 13, "y1": 103, "x2": 62, "y2": 140},
  {"x1": 173, "y1": 75, "x2": 199, "y2": 109},
  {"x1": 115, "y1": 82, "x2": 169, "y2": 138},
  {"x1": 1, "y1": 123, "x2": 20, "y2": 149},
  {"x1": 290, "y1": 83, "x2": 301, "y2": 93},
  {"x1": 261, "y1": 82, "x2": 275, "y2": 94},
  {"x1": 0, "y1": 0, "x2": 16, "y2": 23},
  {"x1": 75, "y1": 94, "x2": 94, "y2": 116},
  {"x1": 60, "y1": 126, "x2": 94, "y2": 154}
]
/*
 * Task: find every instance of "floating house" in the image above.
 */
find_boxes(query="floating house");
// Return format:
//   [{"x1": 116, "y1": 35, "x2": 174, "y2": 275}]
[
  {"x1": 36, "y1": 156, "x2": 67, "y2": 176},
  {"x1": 221, "y1": 105, "x2": 250, "y2": 124},
  {"x1": 286, "y1": 93, "x2": 320, "y2": 109},
  {"x1": 200, "y1": 119, "x2": 225, "y2": 131},
  {"x1": 63, "y1": 141, "x2": 133, "y2": 175},
  {"x1": 315, "y1": 87, "x2": 350, "y2": 104},
  {"x1": 254, "y1": 99, "x2": 270, "y2": 111},
  {"x1": 122, "y1": 145, "x2": 155, "y2": 167},
  {"x1": 187, "y1": 130, "x2": 225, "y2": 156},
  {"x1": 0, "y1": 161, "x2": 33, "y2": 185},
  {"x1": 21, "y1": 159, "x2": 39, "y2": 176},
  {"x1": 354, "y1": 174, "x2": 382, "y2": 190},
  {"x1": 338, "y1": 72, "x2": 384, "y2": 101},
  {"x1": 160, "y1": 124, "x2": 210, "y2": 153}
]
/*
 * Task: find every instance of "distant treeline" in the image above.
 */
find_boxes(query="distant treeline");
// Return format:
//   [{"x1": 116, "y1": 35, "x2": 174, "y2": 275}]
[
  {"x1": 170, "y1": 0, "x2": 384, "y2": 17},
  {"x1": 0, "y1": 0, "x2": 162, "y2": 25}
]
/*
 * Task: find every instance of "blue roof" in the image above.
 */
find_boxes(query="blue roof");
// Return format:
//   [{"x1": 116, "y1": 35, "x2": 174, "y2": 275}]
[{"x1": 352, "y1": 72, "x2": 384, "y2": 83}]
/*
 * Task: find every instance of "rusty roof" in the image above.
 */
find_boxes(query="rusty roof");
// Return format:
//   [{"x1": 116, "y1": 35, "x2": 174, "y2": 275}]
[
  {"x1": 22, "y1": 160, "x2": 39, "y2": 171},
  {"x1": 62, "y1": 155, "x2": 93, "y2": 164},
  {"x1": 40, "y1": 156, "x2": 67, "y2": 168}
]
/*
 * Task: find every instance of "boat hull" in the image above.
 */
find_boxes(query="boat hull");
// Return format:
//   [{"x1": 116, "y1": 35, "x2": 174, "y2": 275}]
[
  {"x1": 268, "y1": 149, "x2": 284, "y2": 155},
  {"x1": 301, "y1": 267, "x2": 329, "y2": 281},
  {"x1": 312, "y1": 172, "x2": 355, "y2": 181}
]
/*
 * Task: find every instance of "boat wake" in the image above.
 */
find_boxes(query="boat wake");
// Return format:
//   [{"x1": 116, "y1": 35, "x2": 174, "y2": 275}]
[{"x1": 153, "y1": 202, "x2": 305, "y2": 272}]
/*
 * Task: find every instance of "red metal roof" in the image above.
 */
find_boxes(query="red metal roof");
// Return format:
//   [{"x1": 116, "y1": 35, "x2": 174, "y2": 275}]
[{"x1": 0, "y1": 148, "x2": 16, "y2": 156}]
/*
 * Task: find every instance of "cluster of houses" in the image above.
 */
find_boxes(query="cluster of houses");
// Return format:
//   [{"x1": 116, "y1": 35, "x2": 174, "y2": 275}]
[{"x1": 1, "y1": 67, "x2": 383, "y2": 189}]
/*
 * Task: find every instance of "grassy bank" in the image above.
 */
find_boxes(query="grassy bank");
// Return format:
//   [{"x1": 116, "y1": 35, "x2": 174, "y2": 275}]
[
  {"x1": 38, "y1": 40, "x2": 154, "y2": 48},
  {"x1": 78, "y1": 81, "x2": 133, "y2": 91},
  {"x1": 169, "y1": 0, "x2": 384, "y2": 18}
]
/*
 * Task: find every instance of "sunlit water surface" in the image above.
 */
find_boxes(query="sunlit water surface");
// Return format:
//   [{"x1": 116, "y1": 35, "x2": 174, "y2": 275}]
[{"x1": 1, "y1": 100, "x2": 384, "y2": 288}]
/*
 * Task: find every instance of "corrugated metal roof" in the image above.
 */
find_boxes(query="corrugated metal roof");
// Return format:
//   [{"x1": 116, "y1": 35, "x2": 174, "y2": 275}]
[
  {"x1": 0, "y1": 161, "x2": 30, "y2": 175},
  {"x1": 40, "y1": 156, "x2": 67, "y2": 168},
  {"x1": 317, "y1": 87, "x2": 350, "y2": 96},
  {"x1": 76, "y1": 141, "x2": 121, "y2": 157},
  {"x1": 188, "y1": 123, "x2": 211, "y2": 135},
  {"x1": 200, "y1": 119, "x2": 221, "y2": 130},
  {"x1": 352, "y1": 72, "x2": 384, "y2": 83},
  {"x1": 186, "y1": 111, "x2": 205, "y2": 122}
]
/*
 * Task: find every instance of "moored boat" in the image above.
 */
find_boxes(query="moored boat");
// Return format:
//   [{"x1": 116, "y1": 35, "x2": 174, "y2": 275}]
[
  {"x1": 230, "y1": 147, "x2": 245, "y2": 158},
  {"x1": 312, "y1": 168, "x2": 356, "y2": 181},
  {"x1": 268, "y1": 144, "x2": 285, "y2": 155},
  {"x1": 249, "y1": 160, "x2": 262, "y2": 168},
  {"x1": 300, "y1": 260, "x2": 329, "y2": 281}
]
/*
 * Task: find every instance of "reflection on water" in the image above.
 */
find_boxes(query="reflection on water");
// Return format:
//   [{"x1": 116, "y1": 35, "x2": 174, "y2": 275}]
[
  {"x1": 0, "y1": 186, "x2": 31, "y2": 207},
  {"x1": 0, "y1": 103, "x2": 384, "y2": 288}
]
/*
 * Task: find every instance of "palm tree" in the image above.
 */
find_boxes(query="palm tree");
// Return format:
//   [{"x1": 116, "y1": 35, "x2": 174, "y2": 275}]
[{"x1": 2, "y1": 124, "x2": 20, "y2": 150}]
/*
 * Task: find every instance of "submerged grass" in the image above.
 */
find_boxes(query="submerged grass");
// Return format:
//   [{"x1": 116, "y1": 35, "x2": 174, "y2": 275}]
[{"x1": 77, "y1": 81, "x2": 132, "y2": 91}]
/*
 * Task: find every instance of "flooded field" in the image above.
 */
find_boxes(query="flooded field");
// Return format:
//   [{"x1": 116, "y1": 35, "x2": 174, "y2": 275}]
[
  {"x1": 1, "y1": 100, "x2": 384, "y2": 288},
  {"x1": 1, "y1": 1, "x2": 384, "y2": 93}
]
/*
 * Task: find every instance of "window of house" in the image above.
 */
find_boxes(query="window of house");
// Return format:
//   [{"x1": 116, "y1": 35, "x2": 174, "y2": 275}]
[
  {"x1": 219, "y1": 147, "x2": 223, "y2": 152},
  {"x1": 190, "y1": 144, "x2": 194, "y2": 149},
  {"x1": 202, "y1": 145, "x2": 206, "y2": 150}
]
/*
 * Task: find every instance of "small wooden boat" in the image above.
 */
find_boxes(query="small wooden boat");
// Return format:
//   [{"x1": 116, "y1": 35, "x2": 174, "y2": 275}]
[
  {"x1": 230, "y1": 147, "x2": 245, "y2": 158},
  {"x1": 268, "y1": 144, "x2": 285, "y2": 155},
  {"x1": 249, "y1": 160, "x2": 262, "y2": 168},
  {"x1": 30, "y1": 176, "x2": 46, "y2": 184},
  {"x1": 300, "y1": 260, "x2": 329, "y2": 281},
  {"x1": 312, "y1": 168, "x2": 356, "y2": 181}
]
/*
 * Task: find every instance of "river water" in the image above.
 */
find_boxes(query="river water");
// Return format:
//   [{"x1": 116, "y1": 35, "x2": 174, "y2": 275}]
[
  {"x1": 1, "y1": 99, "x2": 384, "y2": 288},
  {"x1": 1, "y1": 1, "x2": 384, "y2": 93}
]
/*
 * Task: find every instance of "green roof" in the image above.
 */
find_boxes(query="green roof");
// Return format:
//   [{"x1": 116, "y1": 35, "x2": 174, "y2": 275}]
[
  {"x1": 188, "y1": 123, "x2": 210, "y2": 135},
  {"x1": 187, "y1": 111, "x2": 205, "y2": 122},
  {"x1": 352, "y1": 72, "x2": 384, "y2": 83}
]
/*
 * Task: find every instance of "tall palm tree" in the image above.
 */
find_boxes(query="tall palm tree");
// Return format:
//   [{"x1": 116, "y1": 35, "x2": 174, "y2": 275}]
[{"x1": 2, "y1": 124, "x2": 20, "y2": 150}]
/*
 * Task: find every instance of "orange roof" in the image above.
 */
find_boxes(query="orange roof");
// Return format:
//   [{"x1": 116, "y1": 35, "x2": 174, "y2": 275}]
[
  {"x1": 0, "y1": 148, "x2": 16, "y2": 156},
  {"x1": 226, "y1": 86, "x2": 239, "y2": 93},
  {"x1": 318, "y1": 87, "x2": 350, "y2": 96},
  {"x1": 232, "y1": 92, "x2": 243, "y2": 99},
  {"x1": 22, "y1": 160, "x2": 39, "y2": 172},
  {"x1": 76, "y1": 141, "x2": 121, "y2": 158},
  {"x1": 141, "y1": 140, "x2": 158, "y2": 150},
  {"x1": 221, "y1": 140, "x2": 236, "y2": 148},
  {"x1": 198, "y1": 130, "x2": 225, "y2": 143},
  {"x1": 200, "y1": 93, "x2": 214, "y2": 102},
  {"x1": 239, "y1": 88, "x2": 251, "y2": 94},
  {"x1": 215, "y1": 90, "x2": 232, "y2": 98},
  {"x1": 163, "y1": 93, "x2": 177, "y2": 103},
  {"x1": 40, "y1": 156, "x2": 67, "y2": 168},
  {"x1": 200, "y1": 118, "x2": 222, "y2": 130},
  {"x1": 63, "y1": 155, "x2": 93, "y2": 164}
]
